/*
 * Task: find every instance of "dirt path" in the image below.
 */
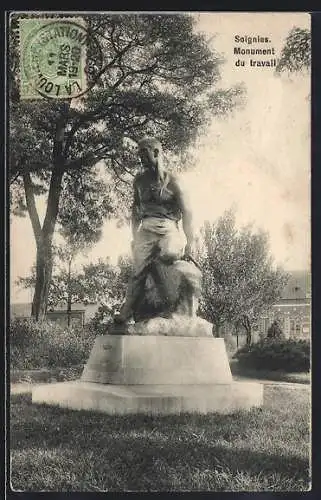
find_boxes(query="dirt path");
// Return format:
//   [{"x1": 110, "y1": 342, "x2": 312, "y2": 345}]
[{"x1": 232, "y1": 375, "x2": 310, "y2": 389}]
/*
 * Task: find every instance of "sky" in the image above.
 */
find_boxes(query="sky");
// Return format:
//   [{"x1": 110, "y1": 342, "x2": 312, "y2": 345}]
[{"x1": 10, "y1": 12, "x2": 311, "y2": 303}]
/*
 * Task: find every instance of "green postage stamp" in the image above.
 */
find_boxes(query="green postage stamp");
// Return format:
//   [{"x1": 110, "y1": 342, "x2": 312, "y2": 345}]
[{"x1": 19, "y1": 18, "x2": 89, "y2": 99}]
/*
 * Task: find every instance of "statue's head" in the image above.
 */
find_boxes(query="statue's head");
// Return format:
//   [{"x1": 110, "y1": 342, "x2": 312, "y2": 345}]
[{"x1": 138, "y1": 136, "x2": 163, "y2": 172}]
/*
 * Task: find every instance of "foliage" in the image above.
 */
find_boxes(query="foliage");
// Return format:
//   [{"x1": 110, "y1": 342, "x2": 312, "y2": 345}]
[
  {"x1": 233, "y1": 338, "x2": 310, "y2": 372},
  {"x1": 198, "y1": 209, "x2": 289, "y2": 336},
  {"x1": 18, "y1": 255, "x2": 132, "y2": 314},
  {"x1": 86, "y1": 256, "x2": 133, "y2": 330},
  {"x1": 267, "y1": 319, "x2": 285, "y2": 340},
  {"x1": 17, "y1": 264, "x2": 86, "y2": 310},
  {"x1": 17, "y1": 235, "x2": 96, "y2": 310},
  {"x1": 82, "y1": 256, "x2": 132, "y2": 305},
  {"x1": 10, "y1": 318, "x2": 96, "y2": 369},
  {"x1": 87, "y1": 304, "x2": 115, "y2": 334},
  {"x1": 9, "y1": 14, "x2": 244, "y2": 212},
  {"x1": 276, "y1": 27, "x2": 311, "y2": 74},
  {"x1": 57, "y1": 167, "x2": 115, "y2": 242}
]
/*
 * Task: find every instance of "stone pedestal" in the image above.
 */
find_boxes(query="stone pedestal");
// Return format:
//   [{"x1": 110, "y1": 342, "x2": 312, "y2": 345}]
[
  {"x1": 32, "y1": 333, "x2": 263, "y2": 415},
  {"x1": 81, "y1": 335, "x2": 231, "y2": 385}
]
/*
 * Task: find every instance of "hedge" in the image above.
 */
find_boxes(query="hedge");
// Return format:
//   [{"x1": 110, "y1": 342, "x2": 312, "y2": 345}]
[
  {"x1": 233, "y1": 338, "x2": 310, "y2": 372},
  {"x1": 10, "y1": 318, "x2": 97, "y2": 370}
]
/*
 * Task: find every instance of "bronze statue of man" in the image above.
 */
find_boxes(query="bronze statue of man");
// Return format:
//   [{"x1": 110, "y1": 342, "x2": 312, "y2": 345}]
[{"x1": 114, "y1": 137, "x2": 195, "y2": 324}]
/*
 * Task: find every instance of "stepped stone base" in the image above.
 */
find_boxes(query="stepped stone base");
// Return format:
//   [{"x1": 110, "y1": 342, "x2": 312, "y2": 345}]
[
  {"x1": 31, "y1": 333, "x2": 264, "y2": 415},
  {"x1": 32, "y1": 380, "x2": 263, "y2": 415}
]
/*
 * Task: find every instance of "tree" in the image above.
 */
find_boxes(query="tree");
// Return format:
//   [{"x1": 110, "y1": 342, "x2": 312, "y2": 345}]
[
  {"x1": 9, "y1": 13, "x2": 245, "y2": 320},
  {"x1": 17, "y1": 255, "x2": 132, "y2": 325},
  {"x1": 15, "y1": 169, "x2": 112, "y2": 321},
  {"x1": 198, "y1": 209, "x2": 289, "y2": 340},
  {"x1": 79, "y1": 256, "x2": 132, "y2": 309},
  {"x1": 85, "y1": 256, "x2": 133, "y2": 328},
  {"x1": 16, "y1": 258, "x2": 85, "y2": 324},
  {"x1": 276, "y1": 27, "x2": 311, "y2": 74},
  {"x1": 17, "y1": 188, "x2": 108, "y2": 326},
  {"x1": 17, "y1": 237, "x2": 95, "y2": 326}
]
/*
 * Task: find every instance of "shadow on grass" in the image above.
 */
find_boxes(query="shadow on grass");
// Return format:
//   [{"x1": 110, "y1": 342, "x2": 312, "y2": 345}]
[{"x1": 10, "y1": 393, "x2": 310, "y2": 491}]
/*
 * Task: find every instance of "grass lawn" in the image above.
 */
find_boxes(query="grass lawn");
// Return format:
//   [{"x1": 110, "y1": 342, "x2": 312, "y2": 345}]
[{"x1": 10, "y1": 384, "x2": 310, "y2": 492}]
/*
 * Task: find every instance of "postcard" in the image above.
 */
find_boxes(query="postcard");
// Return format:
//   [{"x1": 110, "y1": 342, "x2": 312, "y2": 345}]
[{"x1": 8, "y1": 11, "x2": 311, "y2": 492}]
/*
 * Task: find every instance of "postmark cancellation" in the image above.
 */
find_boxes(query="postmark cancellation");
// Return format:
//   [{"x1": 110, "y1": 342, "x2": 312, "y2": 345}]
[{"x1": 19, "y1": 17, "x2": 91, "y2": 99}]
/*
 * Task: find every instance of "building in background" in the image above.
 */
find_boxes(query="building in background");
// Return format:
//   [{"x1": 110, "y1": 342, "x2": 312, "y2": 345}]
[
  {"x1": 46, "y1": 309, "x2": 85, "y2": 328},
  {"x1": 10, "y1": 302, "x2": 99, "y2": 327},
  {"x1": 258, "y1": 270, "x2": 311, "y2": 339},
  {"x1": 219, "y1": 270, "x2": 311, "y2": 345}
]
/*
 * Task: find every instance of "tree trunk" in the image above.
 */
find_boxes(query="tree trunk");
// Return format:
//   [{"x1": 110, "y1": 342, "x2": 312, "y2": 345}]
[
  {"x1": 214, "y1": 323, "x2": 221, "y2": 338},
  {"x1": 24, "y1": 103, "x2": 69, "y2": 320},
  {"x1": 67, "y1": 296, "x2": 72, "y2": 327},
  {"x1": 246, "y1": 327, "x2": 252, "y2": 346},
  {"x1": 31, "y1": 242, "x2": 53, "y2": 321},
  {"x1": 29, "y1": 167, "x2": 64, "y2": 320},
  {"x1": 244, "y1": 317, "x2": 252, "y2": 346},
  {"x1": 67, "y1": 259, "x2": 72, "y2": 327},
  {"x1": 236, "y1": 325, "x2": 239, "y2": 348},
  {"x1": 240, "y1": 314, "x2": 252, "y2": 346}
]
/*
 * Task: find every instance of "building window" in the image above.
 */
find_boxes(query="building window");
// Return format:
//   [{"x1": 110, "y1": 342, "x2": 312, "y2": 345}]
[
  {"x1": 290, "y1": 319, "x2": 304, "y2": 337},
  {"x1": 290, "y1": 320, "x2": 295, "y2": 335},
  {"x1": 261, "y1": 318, "x2": 269, "y2": 335}
]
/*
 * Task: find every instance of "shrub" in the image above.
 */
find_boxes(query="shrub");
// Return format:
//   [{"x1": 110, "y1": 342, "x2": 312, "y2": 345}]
[
  {"x1": 222, "y1": 333, "x2": 238, "y2": 359},
  {"x1": 10, "y1": 318, "x2": 97, "y2": 370},
  {"x1": 267, "y1": 319, "x2": 285, "y2": 339},
  {"x1": 233, "y1": 337, "x2": 310, "y2": 372},
  {"x1": 87, "y1": 304, "x2": 114, "y2": 335}
]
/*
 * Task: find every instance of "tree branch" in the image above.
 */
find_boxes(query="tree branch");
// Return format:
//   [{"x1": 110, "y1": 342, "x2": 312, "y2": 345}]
[
  {"x1": 42, "y1": 105, "x2": 70, "y2": 240},
  {"x1": 63, "y1": 61, "x2": 157, "y2": 157},
  {"x1": 64, "y1": 144, "x2": 114, "y2": 171},
  {"x1": 42, "y1": 168, "x2": 65, "y2": 240},
  {"x1": 123, "y1": 116, "x2": 149, "y2": 133},
  {"x1": 23, "y1": 172, "x2": 42, "y2": 246},
  {"x1": 64, "y1": 103, "x2": 114, "y2": 157},
  {"x1": 94, "y1": 39, "x2": 135, "y2": 85},
  {"x1": 113, "y1": 157, "x2": 135, "y2": 177},
  {"x1": 111, "y1": 162, "x2": 131, "y2": 185},
  {"x1": 10, "y1": 172, "x2": 21, "y2": 185}
]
